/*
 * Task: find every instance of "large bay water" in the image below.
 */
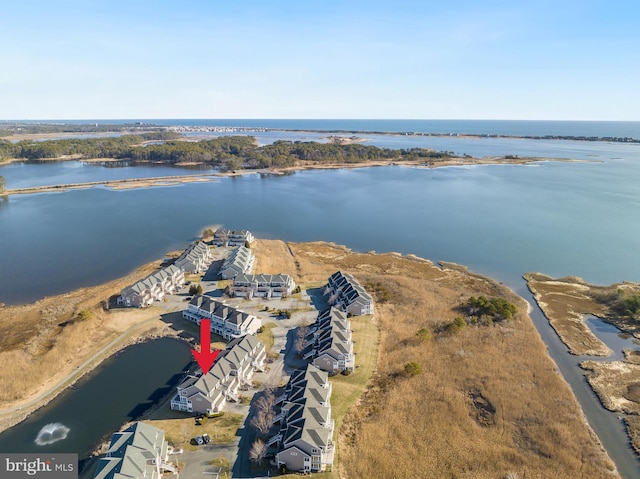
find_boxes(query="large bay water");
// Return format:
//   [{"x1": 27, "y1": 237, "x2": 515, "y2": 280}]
[
  {"x1": 1, "y1": 136, "x2": 639, "y2": 305},
  {"x1": 18, "y1": 118, "x2": 640, "y2": 138},
  {"x1": 1, "y1": 124, "x2": 640, "y2": 476}
]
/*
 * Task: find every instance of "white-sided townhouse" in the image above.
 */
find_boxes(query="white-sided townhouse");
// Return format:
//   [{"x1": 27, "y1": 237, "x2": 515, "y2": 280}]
[
  {"x1": 170, "y1": 335, "x2": 266, "y2": 415},
  {"x1": 230, "y1": 273, "x2": 296, "y2": 299},
  {"x1": 175, "y1": 241, "x2": 213, "y2": 274},
  {"x1": 183, "y1": 295, "x2": 262, "y2": 339},
  {"x1": 213, "y1": 228, "x2": 255, "y2": 247},
  {"x1": 325, "y1": 271, "x2": 374, "y2": 316},
  {"x1": 269, "y1": 365, "x2": 335, "y2": 474},
  {"x1": 117, "y1": 264, "x2": 185, "y2": 308},
  {"x1": 219, "y1": 245, "x2": 255, "y2": 279}
]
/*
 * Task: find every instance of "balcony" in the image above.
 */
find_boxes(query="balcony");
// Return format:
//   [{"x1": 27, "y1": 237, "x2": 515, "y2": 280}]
[{"x1": 267, "y1": 434, "x2": 282, "y2": 447}]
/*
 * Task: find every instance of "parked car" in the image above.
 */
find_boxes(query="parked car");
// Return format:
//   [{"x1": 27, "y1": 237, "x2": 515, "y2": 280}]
[
  {"x1": 202, "y1": 433, "x2": 210, "y2": 444},
  {"x1": 190, "y1": 436, "x2": 204, "y2": 446}
]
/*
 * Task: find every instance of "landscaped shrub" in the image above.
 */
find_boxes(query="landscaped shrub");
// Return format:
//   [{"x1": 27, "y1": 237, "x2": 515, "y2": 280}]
[{"x1": 404, "y1": 362, "x2": 423, "y2": 376}]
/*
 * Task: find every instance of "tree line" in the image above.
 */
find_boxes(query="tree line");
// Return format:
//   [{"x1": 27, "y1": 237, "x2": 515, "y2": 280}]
[
  {"x1": 0, "y1": 135, "x2": 453, "y2": 170},
  {"x1": 0, "y1": 132, "x2": 181, "y2": 162},
  {"x1": 0, "y1": 122, "x2": 165, "y2": 137}
]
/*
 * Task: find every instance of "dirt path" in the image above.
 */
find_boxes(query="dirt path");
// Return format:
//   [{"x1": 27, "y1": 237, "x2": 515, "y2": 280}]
[{"x1": 0, "y1": 314, "x2": 174, "y2": 417}]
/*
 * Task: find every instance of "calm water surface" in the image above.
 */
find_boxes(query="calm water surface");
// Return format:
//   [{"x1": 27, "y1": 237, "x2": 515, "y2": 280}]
[
  {"x1": 1, "y1": 147, "x2": 639, "y2": 305},
  {"x1": 21, "y1": 119, "x2": 640, "y2": 138},
  {"x1": 1, "y1": 131, "x2": 640, "y2": 476},
  {"x1": 0, "y1": 339, "x2": 192, "y2": 456}
]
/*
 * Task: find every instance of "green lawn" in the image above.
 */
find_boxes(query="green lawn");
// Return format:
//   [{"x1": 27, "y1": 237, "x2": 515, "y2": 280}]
[{"x1": 282, "y1": 314, "x2": 379, "y2": 478}]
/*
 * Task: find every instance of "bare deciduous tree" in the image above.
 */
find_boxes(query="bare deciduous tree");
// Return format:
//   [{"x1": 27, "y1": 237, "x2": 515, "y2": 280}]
[
  {"x1": 295, "y1": 326, "x2": 308, "y2": 356},
  {"x1": 250, "y1": 410, "x2": 274, "y2": 435},
  {"x1": 249, "y1": 438, "x2": 267, "y2": 465},
  {"x1": 255, "y1": 391, "x2": 276, "y2": 415}
]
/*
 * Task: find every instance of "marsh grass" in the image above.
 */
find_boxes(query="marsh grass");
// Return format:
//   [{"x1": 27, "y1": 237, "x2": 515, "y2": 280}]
[
  {"x1": 251, "y1": 241, "x2": 617, "y2": 479},
  {"x1": 0, "y1": 259, "x2": 169, "y2": 407},
  {"x1": 525, "y1": 273, "x2": 640, "y2": 454}
]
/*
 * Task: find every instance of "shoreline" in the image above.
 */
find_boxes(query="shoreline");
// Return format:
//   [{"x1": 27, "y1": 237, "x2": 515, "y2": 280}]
[
  {"x1": 524, "y1": 272, "x2": 640, "y2": 455},
  {"x1": 0, "y1": 239, "x2": 623, "y2": 477},
  {"x1": 0, "y1": 256, "x2": 188, "y2": 432},
  {"x1": 0, "y1": 156, "x2": 588, "y2": 198},
  {"x1": 4, "y1": 127, "x2": 639, "y2": 144}
]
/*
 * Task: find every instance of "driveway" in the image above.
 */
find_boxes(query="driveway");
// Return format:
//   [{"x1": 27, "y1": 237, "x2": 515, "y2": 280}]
[{"x1": 158, "y1": 269, "x2": 330, "y2": 478}]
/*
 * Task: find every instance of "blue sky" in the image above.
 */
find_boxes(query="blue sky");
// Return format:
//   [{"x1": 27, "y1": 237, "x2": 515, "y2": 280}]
[{"x1": 1, "y1": 0, "x2": 639, "y2": 120}]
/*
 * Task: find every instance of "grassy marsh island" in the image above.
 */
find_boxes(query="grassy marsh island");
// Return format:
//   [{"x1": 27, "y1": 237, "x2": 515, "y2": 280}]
[
  {"x1": 0, "y1": 238, "x2": 619, "y2": 478},
  {"x1": 524, "y1": 273, "x2": 640, "y2": 453}
]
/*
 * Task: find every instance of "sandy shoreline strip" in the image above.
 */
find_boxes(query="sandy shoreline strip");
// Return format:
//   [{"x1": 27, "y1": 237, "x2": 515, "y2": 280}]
[{"x1": 0, "y1": 157, "x2": 581, "y2": 197}]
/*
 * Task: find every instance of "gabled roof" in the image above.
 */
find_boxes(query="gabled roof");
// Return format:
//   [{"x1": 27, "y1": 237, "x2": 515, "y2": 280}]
[
  {"x1": 178, "y1": 335, "x2": 265, "y2": 400},
  {"x1": 281, "y1": 417, "x2": 332, "y2": 450},
  {"x1": 189, "y1": 296, "x2": 256, "y2": 329},
  {"x1": 288, "y1": 364, "x2": 329, "y2": 389},
  {"x1": 107, "y1": 422, "x2": 164, "y2": 456},
  {"x1": 233, "y1": 273, "x2": 293, "y2": 285},
  {"x1": 96, "y1": 422, "x2": 165, "y2": 479}
]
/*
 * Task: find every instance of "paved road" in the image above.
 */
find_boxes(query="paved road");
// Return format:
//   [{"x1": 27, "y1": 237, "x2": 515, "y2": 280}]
[{"x1": 0, "y1": 314, "x2": 171, "y2": 416}]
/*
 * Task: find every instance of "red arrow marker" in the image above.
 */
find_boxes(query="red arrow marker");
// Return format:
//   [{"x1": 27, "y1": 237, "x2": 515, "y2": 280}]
[{"x1": 191, "y1": 318, "x2": 220, "y2": 375}]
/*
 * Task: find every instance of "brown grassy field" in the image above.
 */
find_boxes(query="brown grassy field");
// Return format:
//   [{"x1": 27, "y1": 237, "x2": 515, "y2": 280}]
[
  {"x1": 524, "y1": 273, "x2": 619, "y2": 356},
  {"x1": 250, "y1": 240, "x2": 617, "y2": 479},
  {"x1": 0, "y1": 259, "x2": 179, "y2": 431},
  {"x1": 142, "y1": 412, "x2": 245, "y2": 451},
  {"x1": 0, "y1": 239, "x2": 621, "y2": 477}
]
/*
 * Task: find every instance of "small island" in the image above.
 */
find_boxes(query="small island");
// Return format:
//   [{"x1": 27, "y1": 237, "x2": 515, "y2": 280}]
[{"x1": 524, "y1": 273, "x2": 640, "y2": 453}]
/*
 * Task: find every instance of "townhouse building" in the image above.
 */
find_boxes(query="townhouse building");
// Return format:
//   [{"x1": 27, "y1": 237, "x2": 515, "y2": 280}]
[
  {"x1": 213, "y1": 228, "x2": 255, "y2": 247},
  {"x1": 219, "y1": 245, "x2": 255, "y2": 279},
  {"x1": 230, "y1": 273, "x2": 296, "y2": 299},
  {"x1": 174, "y1": 241, "x2": 213, "y2": 274},
  {"x1": 117, "y1": 264, "x2": 184, "y2": 308},
  {"x1": 325, "y1": 271, "x2": 374, "y2": 316},
  {"x1": 93, "y1": 422, "x2": 177, "y2": 479},
  {"x1": 303, "y1": 307, "x2": 354, "y2": 374},
  {"x1": 170, "y1": 335, "x2": 266, "y2": 415},
  {"x1": 183, "y1": 295, "x2": 262, "y2": 340},
  {"x1": 269, "y1": 365, "x2": 335, "y2": 474}
]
